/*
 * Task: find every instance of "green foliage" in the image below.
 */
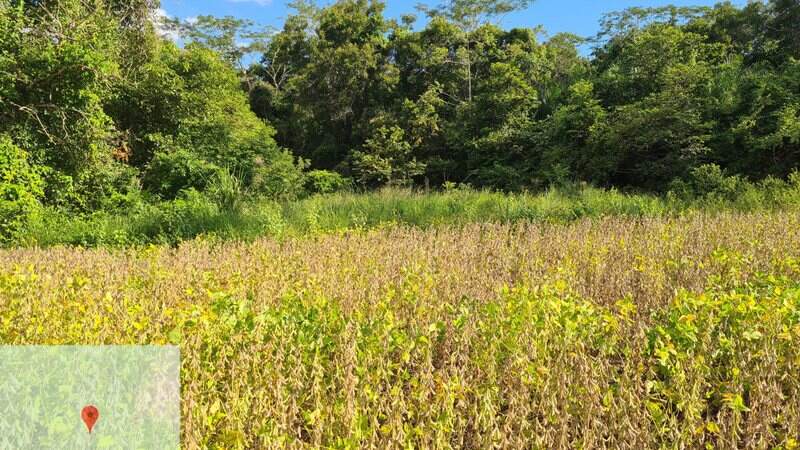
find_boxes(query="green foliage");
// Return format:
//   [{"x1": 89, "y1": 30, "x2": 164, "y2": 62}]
[
  {"x1": 685, "y1": 164, "x2": 744, "y2": 199},
  {"x1": 537, "y1": 80, "x2": 608, "y2": 186},
  {"x1": 265, "y1": 0, "x2": 398, "y2": 171},
  {"x1": 251, "y1": 0, "x2": 800, "y2": 194},
  {"x1": 165, "y1": 15, "x2": 272, "y2": 71},
  {"x1": 0, "y1": 0, "x2": 121, "y2": 210},
  {"x1": 5, "y1": 0, "x2": 800, "y2": 243},
  {"x1": 207, "y1": 170, "x2": 248, "y2": 212},
  {"x1": 11, "y1": 183, "x2": 800, "y2": 247},
  {"x1": 420, "y1": 0, "x2": 533, "y2": 30},
  {"x1": 646, "y1": 266, "x2": 800, "y2": 444},
  {"x1": 143, "y1": 149, "x2": 223, "y2": 200},
  {"x1": 0, "y1": 135, "x2": 43, "y2": 242},
  {"x1": 112, "y1": 42, "x2": 305, "y2": 200},
  {"x1": 352, "y1": 126, "x2": 425, "y2": 187},
  {"x1": 249, "y1": 150, "x2": 308, "y2": 200},
  {"x1": 304, "y1": 170, "x2": 352, "y2": 195},
  {"x1": 2, "y1": 1, "x2": 304, "y2": 218},
  {"x1": 23, "y1": 193, "x2": 285, "y2": 247}
]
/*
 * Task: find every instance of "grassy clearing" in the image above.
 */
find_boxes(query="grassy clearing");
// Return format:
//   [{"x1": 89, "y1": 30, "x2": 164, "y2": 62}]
[
  {"x1": 17, "y1": 183, "x2": 800, "y2": 247},
  {"x1": 2, "y1": 212, "x2": 800, "y2": 448}
]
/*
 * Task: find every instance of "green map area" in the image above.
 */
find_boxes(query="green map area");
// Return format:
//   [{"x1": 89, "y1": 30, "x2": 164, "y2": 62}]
[{"x1": 0, "y1": 346, "x2": 180, "y2": 450}]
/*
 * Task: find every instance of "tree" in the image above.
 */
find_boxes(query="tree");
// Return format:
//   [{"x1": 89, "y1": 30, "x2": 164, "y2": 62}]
[
  {"x1": 1, "y1": 0, "x2": 122, "y2": 190},
  {"x1": 537, "y1": 80, "x2": 609, "y2": 186},
  {"x1": 418, "y1": 0, "x2": 534, "y2": 102},
  {"x1": 11, "y1": 0, "x2": 800, "y2": 209},
  {"x1": 764, "y1": 0, "x2": 800, "y2": 62},
  {"x1": 166, "y1": 15, "x2": 274, "y2": 92},
  {"x1": 253, "y1": 0, "x2": 397, "y2": 172},
  {"x1": 352, "y1": 126, "x2": 425, "y2": 187},
  {"x1": 109, "y1": 43, "x2": 303, "y2": 199}
]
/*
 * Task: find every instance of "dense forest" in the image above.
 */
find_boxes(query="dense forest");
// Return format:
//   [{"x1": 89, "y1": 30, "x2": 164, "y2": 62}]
[{"x1": 1, "y1": 0, "x2": 799, "y2": 241}]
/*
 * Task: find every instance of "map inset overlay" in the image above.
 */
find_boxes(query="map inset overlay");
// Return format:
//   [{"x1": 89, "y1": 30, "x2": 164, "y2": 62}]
[{"x1": 0, "y1": 346, "x2": 180, "y2": 449}]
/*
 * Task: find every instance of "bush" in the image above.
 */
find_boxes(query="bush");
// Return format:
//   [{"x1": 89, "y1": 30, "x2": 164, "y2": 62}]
[
  {"x1": 304, "y1": 170, "x2": 351, "y2": 195},
  {"x1": 688, "y1": 164, "x2": 744, "y2": 199},
  {"x1": 143, "y1": 149, "x2": 223, "y2": 200},
  {"x1": 249, "y1": 151, "x2": 307, "y2": 200},
  {"x1": 206, "y1": 169, "x2": 246, "y2": 211},
  {"x1": 790, "y1": 170, "x2": 800, "y2": 190},
  {"x1": 352, "y1": 126, "x2": 425, "y2": 187},
  {"x1": 0, "y1": 136, "x2": 43, "y2": 242},
  {"x1": 114, "y1": 44, "x2": 306, "y2": 202},
  {"x1": 73, "y1": 163, "x2": 143, "y2": 212}
]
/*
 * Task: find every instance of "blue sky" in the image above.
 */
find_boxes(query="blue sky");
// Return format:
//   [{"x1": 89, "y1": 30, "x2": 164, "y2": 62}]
[{"x1": 160, "y1": 0, "x2": 746, "y2": 40}]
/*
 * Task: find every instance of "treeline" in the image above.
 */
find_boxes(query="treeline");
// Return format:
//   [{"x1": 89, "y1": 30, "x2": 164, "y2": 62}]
[
  {"x1": 1, "y1": 0, "x2": 799, "y2": 241},
  {"x1": 250, "y1": 0, "x2": 799, "y2": 191}
]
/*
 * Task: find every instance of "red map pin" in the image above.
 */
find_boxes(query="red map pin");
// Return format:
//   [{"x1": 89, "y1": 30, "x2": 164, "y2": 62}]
[{"x1": 81, "y1": 405, "x2": 99, "y2": 433}]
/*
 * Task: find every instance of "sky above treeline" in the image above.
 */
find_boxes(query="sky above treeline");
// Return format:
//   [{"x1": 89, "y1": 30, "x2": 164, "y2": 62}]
[{"x1": 160, "y1": 0, "x2": 747, "y2": 42}]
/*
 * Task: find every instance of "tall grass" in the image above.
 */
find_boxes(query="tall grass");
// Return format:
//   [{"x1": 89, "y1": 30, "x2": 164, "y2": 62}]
[{"x1": 16, "y1": 182, "x2": 800, "y2": 247}]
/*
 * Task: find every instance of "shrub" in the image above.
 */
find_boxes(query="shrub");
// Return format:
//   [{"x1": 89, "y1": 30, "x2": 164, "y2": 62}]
[
  {"x1": 249, "y1": 151, "x2": 307, "y2": 200},
  {"x1": 687, "y1": 164, "x2": 744, "y2": 199},
  {"x1": 0, "y1": 136, "x2": 43, "y2": 242},
  {"x1": 352, "y1": 126, "x2": 425, "y2": 187},
  {"x1": 207, "y1": 169, "x2": 247, "y2": 211},
  {"x1": 304, "y1": 170, "x2": 351, "y2": 195},
  {"x1": 73, "y1": 162, "x2": 143, "y2": 212},
  {"x1": 143, "y1": 149, "x2": 223, "y2": 200},
  {"x1": 113, "y1": 44, "x2": 306, "y2": 202}
]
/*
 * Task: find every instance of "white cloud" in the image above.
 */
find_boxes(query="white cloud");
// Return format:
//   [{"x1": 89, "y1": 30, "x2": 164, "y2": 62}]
[{"x1": 152, "y1": 7, "x2": 180, "y2": 42}]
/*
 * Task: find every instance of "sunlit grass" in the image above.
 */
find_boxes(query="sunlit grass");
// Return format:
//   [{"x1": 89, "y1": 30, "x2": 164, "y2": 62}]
[{"x1": 17, "y1": 182, "x2": 800, "y2": 247}]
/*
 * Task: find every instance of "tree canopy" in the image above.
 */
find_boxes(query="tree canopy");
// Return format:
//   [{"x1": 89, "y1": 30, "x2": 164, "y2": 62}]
[{"x1": 252, "y1": 0, "x2": 799, "y2": 190}]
